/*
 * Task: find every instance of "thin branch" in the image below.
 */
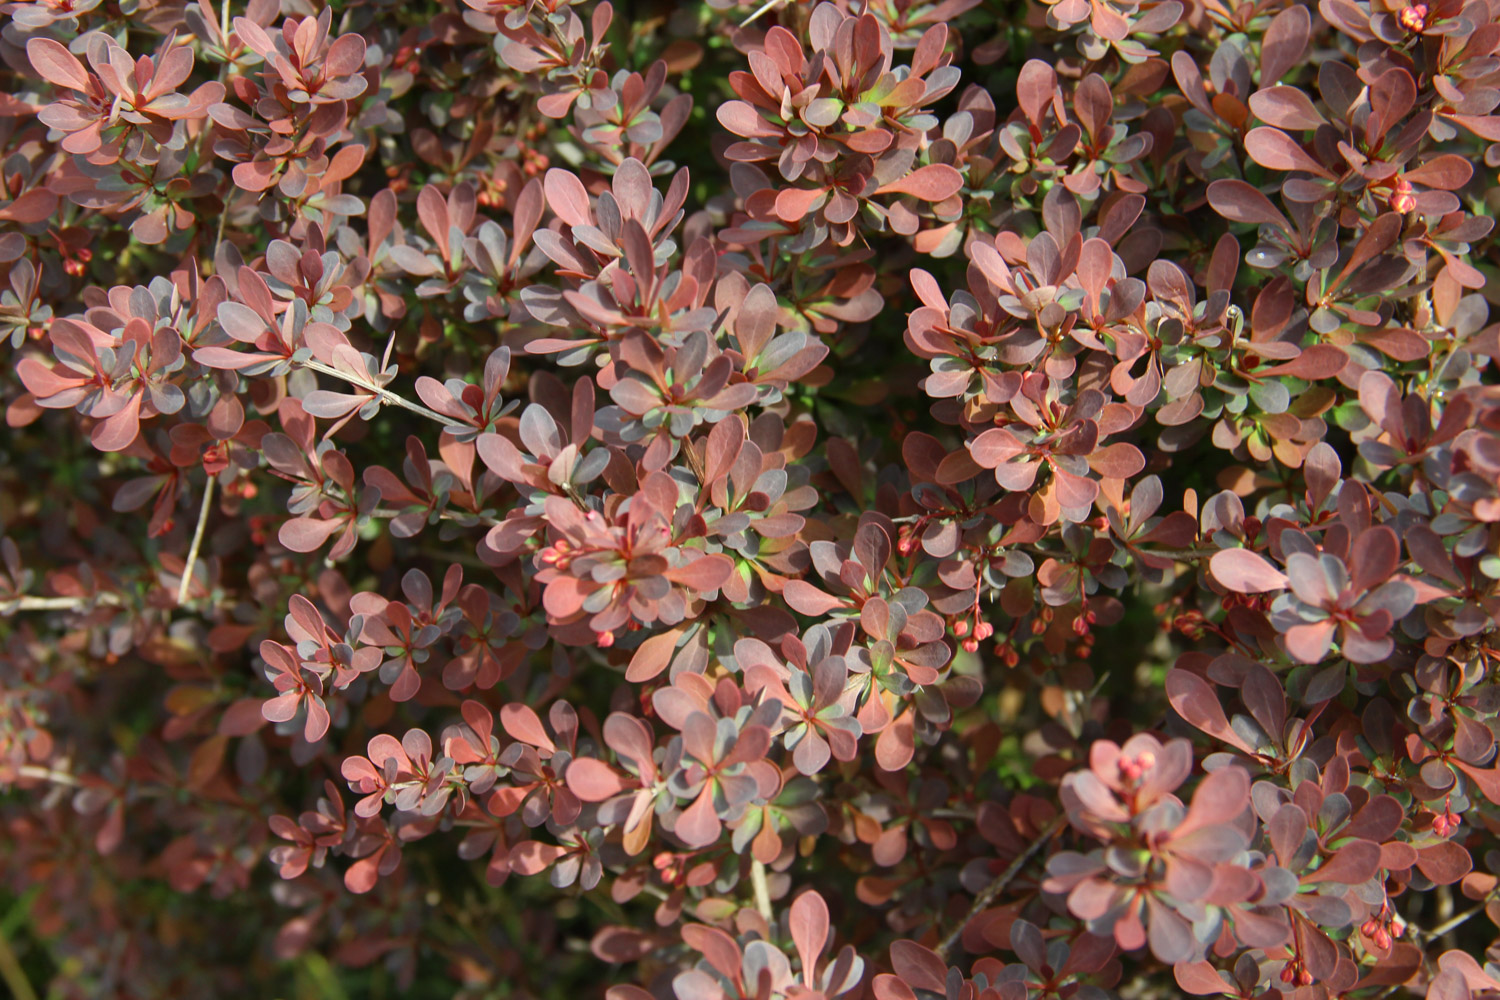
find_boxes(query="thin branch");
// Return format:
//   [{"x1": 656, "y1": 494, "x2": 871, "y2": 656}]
[
  {"x1": 419, "y1": 547, "x2": 497, "y2": 571},
  {"x1": 370, "y1": 508, "x2": 499, "y2": 528},
  {"x1": 930, "y1": 807, "x2": 978, "y2": 821},
  {"x1": 2, "y1": 594, "x2": 121, "y2": 613},
  {"x1": 0, "y1": 924, "x2": 37, "y2": 1000},
  {"x1": 740, "y1": 0, "x2": 784, "y2": 26},
  {"x1": 301, "y1": 359, "x2": 465, "y2": 429},
  {"x1": 9, "y1": 765, "x2": 81, "y2": 787},
  {"x1": 937, "y1": 813, "x2": 1068, "y2": 962},
  {"x1": 178, "y1": 475, "x2": 215, "y2": 605},
  {"x1": 1137, "y1": 546, "x2": 1221, "y2": 561},
  {"x1": 750, "y1": 858, "x2": 774, "y2": 923},
  {"x1": 1421, "y1": 903, "x2": 1485, "y2": 941},
  {"x1": 213, "y1": 190, "x2": 228, "y2": 254}
]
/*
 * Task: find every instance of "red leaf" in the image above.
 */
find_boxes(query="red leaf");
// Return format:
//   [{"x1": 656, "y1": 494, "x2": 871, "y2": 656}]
[
  {"x1": 1367, "y1": 68, "x2": 1415, "y2": 146},
  {"x1": 969, "y1": 427, "x2": 1026, "y2": 468},
  {"x1": 500, "y1": 703, "x2": 556, "y2": 753},
  {"x1": 1209, "y1": 549, "x2": 1288, "y2": 593},
  {"x1": 1438, "y1": 951, "x2": 1500, "y2": 992},
  {"x1": 1177, "y1": 765, "x2": 1250, "y2": 836},
  {"x1": 325, "y1": 33, "x2": 366, "y2": 77},
  {"x1": 1206, "y1": 179, "x2": 1291, "y2": 232},
  {"x1": 681, "y1": 924, "x2": 743, "y2": 981},
  {"x1": 510, "y1": 840, "x2": 568, "y2": 875},
  {"x1": 1257, "y1": 344, "x2": 1347, "y2": 379},
  {"x1": 543, "y1": 169, "x2": 592, "y2": 227},
  {"x1": 1259, "y1": 4, "x2": 1310, "y2": 83},
  {"x1": 278, "y1": 516, "x2": 345, "y2": 553},
  {"x1": 1417, "y1": 841, "x2": 1473, "y2": 885},
  {"x1": 1052, "y1": 468, "x2": 1099, "y2": 510},
  {"x1": 704, "y1": 416, "x2": 744, "y2": 485},
  {"x1": 1380, "y1": 842, "x2": 1419, "y2": 871},
  {"x1": 1452, "y1": 759, "x2": 1500, "y2": 806},
  {"x1": 666, "y1": 553, "x2": 733, "y2": 593},
  {"x1": 344, "y1": 850, "x2": 383, "y2": 893},
  {"x1": 90, "y1": 394, "x2": 143, "y2": 452},
  {"x1": 625, "y1": 628, "x2": 682, "y2": 683},
  {"x1": 875, "y1": 711, "x2": 915, "y2": 771},
  {"x1": 27, "y1": 38, "x2": 90, "y2": 91},
  {"x1": 1174, "y1": 961, "x2": 1231, "y2": 996},
  {"x1": 1284, "y1": 619, "x2": 1336, "y2": 664},
  {"x1": 889, "y1": 940, "x2": 947, "y2": 990},
  {"x1": 1301, "y1": 839, "x2": 1382, "y2": 884},
  {"x1": 566, "y1": 758, "x2": 630, "y2": 801},
  {"x1": 782, "y1": 580, "x2": 850, "y2": 616},
  {"x1": 1248, "y1": 86, "x2": 1326, "y2": 130},
  {"x1": 874, "y1": 164, "x2": 964, "y2": 201},
  {"x1": 262, "y1": 690, "x2": 302, "y2": 724},
  {"x1": 789, "y1": 892, "x2": 829, "y2": 986},
  {"x1": 1088, "y1": 442, "x2": 1145, "y2": 479},
  {"x1": 774, "y1": 187, "x2": 828, "y2": 222},
  {"x1": 303, "y1": 697, "x2": 331, "y2": 742},
  {"x1": 1166, "y1": 669, "x2": 1257, "y2": 754},
  {"x1": 1244, "y1": 127, "x2": 1335, "y2": 178},
  {"x1": 219, "y1": 698, "x2": 269, "y2": 736},
  {"x1": 672, "y1": 971, "x2": 728, "y2": 1000},
  {"x1": 1403, "y1": 155, "x2": 1473, "y2": 192},
  {"x1": 675, "y1": 785, "x2": 720, "y2": 847}
]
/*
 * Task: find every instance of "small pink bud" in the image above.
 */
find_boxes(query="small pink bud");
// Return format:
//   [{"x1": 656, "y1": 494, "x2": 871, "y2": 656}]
[
  {"x1": 1398, "y1": 2, "x2": 1427, "y2": 30},
  {"x1": 1390, "y1": 177, "x2": 1417, "y2": 213}
]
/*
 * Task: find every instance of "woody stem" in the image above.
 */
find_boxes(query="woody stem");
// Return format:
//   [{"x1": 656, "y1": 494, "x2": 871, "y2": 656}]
[
  {"x1": 936, "y1": 813, "x2": 1068, "y2": 962},
  {"x1": 0, "y1": 926, "x2": 36, "y2": 1000},
  {"x1": 178, "y1": 474, "x2": 215, "y2": 605},
  {"x1": 10, "y1": 765, "x2": 81, "y2": 787},
  {"x1": 750, "y1": 858, "x2": 773, "y2": 923},
  {"x1": 4, "y1": 594, "x2": 122, "y2": 612},
  {"x1": 301, "y1": 359, "x2": 464, "y2": 429}
]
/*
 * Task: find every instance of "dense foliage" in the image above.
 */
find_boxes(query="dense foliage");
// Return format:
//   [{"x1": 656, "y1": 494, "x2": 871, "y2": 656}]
[{"x1": 2, "y1": 0, "x2": 1500, "y2": 997}]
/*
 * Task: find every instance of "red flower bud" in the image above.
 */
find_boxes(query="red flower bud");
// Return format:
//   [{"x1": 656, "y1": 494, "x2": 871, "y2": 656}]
[
  {"x1": 1398, "y1": 2, "x2": 1427, "y2": 30},
  {"x1": 1390, "y1": 177, "x2": 1417, "y2": 213}
]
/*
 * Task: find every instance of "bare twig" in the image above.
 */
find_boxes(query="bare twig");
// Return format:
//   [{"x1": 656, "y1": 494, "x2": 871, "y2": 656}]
[
  {"x1": 371, "y1": 508, "x2": 500, "y2": 528},
  {"x1": 930, "y1": 807, "x2": 978, "y2": 821},
  {"x1": 750, "y1": 858, "x2": 774, "y2": 923},
  {"x1": 302, "y1": 359, "x2": 465, "y2": 429},
  {"x1": 740, "y1": 0, "x2": 784, "y2": 26},
  {"x1": 178, "y1": 475, "x2": 215, "y2": 605},
  {"x1": 8, "y1": 765, "x2": 81, "y2": 787},
  {"x1": 1419, "y1": 903, "x2": 1486, "y2": 942},
  {"x1": 2, "y1": 594, "x2": 121, "y2": 613},
  {"x1": 1141, "y1": 546, "x2": 1222, "y2": 561},
  {"x1": 937, "y1": 813, "x2": 1068, "y2": 962},
  {"x1": 0, "y1": 924, "x2": 37, "y2": 1000}
]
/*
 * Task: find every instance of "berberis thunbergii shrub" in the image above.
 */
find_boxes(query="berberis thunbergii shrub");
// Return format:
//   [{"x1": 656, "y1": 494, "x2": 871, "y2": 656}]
[{"x1": 2, "y1": 0, "x2": 1500, "y2": 997}]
